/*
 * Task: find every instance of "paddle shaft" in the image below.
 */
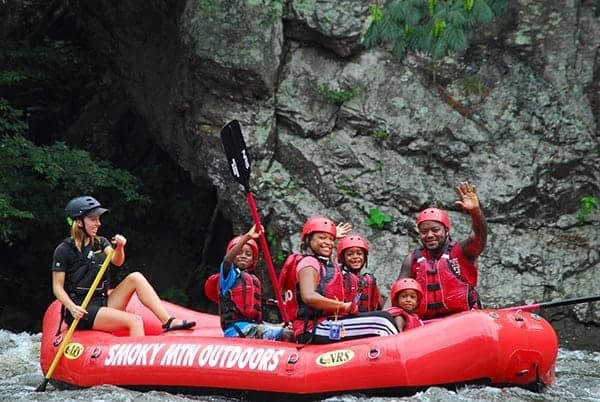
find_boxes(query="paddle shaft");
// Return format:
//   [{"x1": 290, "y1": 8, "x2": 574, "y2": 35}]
[
  {"x1": 220, "y1": 120, "x2": 289, "y2": 323},
  {"x1": 246, "y1": 192, "x2": 289, "y2": 323},
  {"x1": 37, "y1": 248, "x2": 115, "y2": 391},
  {"x1": 503, "y1": 294, "x2": 600, "y2": 312}
]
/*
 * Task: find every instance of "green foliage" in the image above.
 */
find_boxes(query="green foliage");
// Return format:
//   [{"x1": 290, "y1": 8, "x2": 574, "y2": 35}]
[
  {"x1": 577, "y1": 196, "x2": 598, "y2": 224},
  {"x1": 0, "y1": 70, "x2": 28, "y2": 86},
  {"x1": 370, "y1": 4, "x2": 383, "y2": 21},
  {"x1": 372, "y1": 127, "x2": 389, "y2": 140},
  {"x1": 364, "y1": 0, "x2": 509, "y2": 60},
  {"x1": 0, "y1": 98, "x2": 26, "y2": 135},
  {"x1": 0, "y1": 38, "x2": 101, "y2": 95},
  {"x1": 461, "y1": 75, "x2": 486, "y2": 95},
  {"x1": 0, "y1": 133, "x2": 150, "y2": 244},
  {"x1": 366, "y1": 207, "x2": 393, "y2": 229},
  {"x1": 320, "y1": 84, "x2": 356, "y2": 106},
  {"x1": 274, "y1": 250, "x2": 286, "y2": 266},
  {"x1": 161, "y1": 286, "x2": 189, "y2": 305},
  {"x1": 264, "y1": 230, "x2": 286, "y2": 265},
  {"x1": 265, "y1": 230, "x2": 276, "y2": 245}
]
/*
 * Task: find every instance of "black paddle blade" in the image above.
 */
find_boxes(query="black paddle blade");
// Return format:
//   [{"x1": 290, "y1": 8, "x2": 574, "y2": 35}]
[
  {"x1": 35, "y1": 378, "x2": 49, "y2": 392},
  {"x1": 220, "y1": 120, "x2": 251, "y2": 191}
]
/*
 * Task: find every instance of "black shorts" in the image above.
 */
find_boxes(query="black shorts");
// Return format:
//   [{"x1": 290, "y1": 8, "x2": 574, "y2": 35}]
[{"x1": 65, "y1": 294, "x2": 107, "y2": 330}]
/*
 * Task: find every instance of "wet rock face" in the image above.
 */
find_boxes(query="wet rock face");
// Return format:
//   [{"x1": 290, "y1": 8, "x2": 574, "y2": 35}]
[{"x1": 73, "y1": 1, "x2": 599, "y2": 327}]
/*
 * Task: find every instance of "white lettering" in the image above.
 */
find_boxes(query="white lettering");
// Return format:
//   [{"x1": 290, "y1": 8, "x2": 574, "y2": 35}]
[
  {"x1": 225, "y1": 346, "x2": 242, "y2": 368},
  {"x1": 198, "y1": 344, "x2": 212, "y2": 366},
  {"x1": 219, "y1": 346, "x2": 233, "y2": 367},
  {"x1": 284, "y1": 289, "x2": 293, "y2": 302},
  {"x1": 258, "y1": 348, "x2": 274, "y2": 371},
  {"x1": 149, "y1": 344, "x2": 164, "y2": 365},
  {"x1": 248, "y1": 348, "x2": 263, "y2": 370},
  {"x1": 104, "y1": 343, "x2": 165, "y2": 366},
  {"x1": 208, "y1": 344, "x2": 224, "y2": 367},
  {"x1": 269, "y1": 350, "x2": 284, "y2": 371},
  {"x1": 241, "y1": 150, "x2": 250, "y2": 169},
  {"x1": 231, "y1": 159, "x2": 239, "y2": 178},
  {"x1": 237, "y1": 347, "x2": 252, "y2": 369},
  {"x1": 104, "y1": 344, "x2": 131, "y2": 366},
  {"x1": 126, "y1": 344, "x2": 142, "y2": 365},
  {"x1": 104, "y1": 343, "x2": 284, "y2": 372}
]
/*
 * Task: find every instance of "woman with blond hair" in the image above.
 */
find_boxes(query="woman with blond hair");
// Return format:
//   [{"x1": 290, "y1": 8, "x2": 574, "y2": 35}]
[{"x1": 51, "y1": 196, "x2": 196, "y2": 336}]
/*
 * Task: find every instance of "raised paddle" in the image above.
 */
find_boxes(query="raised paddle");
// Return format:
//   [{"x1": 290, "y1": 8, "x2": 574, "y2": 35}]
[
  {"x1": 502, "y1": 294, "x2": 600, "y2": 312},
  {"x1": 220, "y1": 119, "x2": 289, "y2": 323},
  {"x1": 36, "y1": 248, "x2": 116, "y2": 392}
]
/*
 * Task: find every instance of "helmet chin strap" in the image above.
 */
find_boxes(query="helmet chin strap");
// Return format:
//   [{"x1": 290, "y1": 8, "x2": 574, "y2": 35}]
[{"x1": 77, "y1": 217, "x2": 92, "y2": 239}]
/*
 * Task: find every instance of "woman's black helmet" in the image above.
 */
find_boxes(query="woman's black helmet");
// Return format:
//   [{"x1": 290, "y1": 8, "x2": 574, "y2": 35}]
[{"x1": 65, "y1": 196, "x2": 108, "y2": 219}]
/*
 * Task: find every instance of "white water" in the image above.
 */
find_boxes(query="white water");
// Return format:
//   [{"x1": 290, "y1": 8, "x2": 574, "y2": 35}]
[{"x1": 1, "y1": 330, "x2": 599, "y2": 401}]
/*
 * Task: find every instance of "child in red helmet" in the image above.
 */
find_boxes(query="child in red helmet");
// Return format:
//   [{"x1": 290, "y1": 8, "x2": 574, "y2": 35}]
[
  {"x1": 337, "y1": 235, "x2": 384, "y2": 311},
  {"x1": 386, "y1": 278, "x2": 424, "y2": 331},
  {"x1": 206, "y1": 225, "x2": 292, "y2": 341}
]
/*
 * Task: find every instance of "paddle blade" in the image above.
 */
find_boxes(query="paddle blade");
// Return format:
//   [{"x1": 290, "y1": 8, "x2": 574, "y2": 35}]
[
  {"x1": 220, "y1": 120, "x2": 251, "y2": 191},
  {"x1": 35, "y1": 378, "x2": 49, "y2": 392}
]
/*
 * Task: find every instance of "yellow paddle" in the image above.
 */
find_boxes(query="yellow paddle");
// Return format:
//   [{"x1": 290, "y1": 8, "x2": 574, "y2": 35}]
[{"x1": 36, "y1": 248, "x2": 115, "y2": 392}]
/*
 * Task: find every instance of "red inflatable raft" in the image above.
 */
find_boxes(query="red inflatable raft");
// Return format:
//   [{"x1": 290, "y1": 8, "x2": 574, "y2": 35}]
[{"x1": 40, "y1": 296, "x2": 558, "y2": 398}]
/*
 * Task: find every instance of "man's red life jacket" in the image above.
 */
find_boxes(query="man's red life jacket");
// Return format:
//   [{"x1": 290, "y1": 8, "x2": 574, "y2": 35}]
[{"x1": 410, "y1": 241, "x2": 480, "y2": 319}]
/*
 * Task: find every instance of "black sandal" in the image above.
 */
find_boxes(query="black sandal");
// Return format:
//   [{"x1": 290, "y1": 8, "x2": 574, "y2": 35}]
[{"x1": 162, "y1": 317, "x2": 196, "y2": 332}]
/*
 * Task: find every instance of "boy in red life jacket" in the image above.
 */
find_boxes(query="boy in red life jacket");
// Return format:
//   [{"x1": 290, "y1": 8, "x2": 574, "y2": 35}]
[
  {"x1": 386, "y1": 278, "x2": 424, "y2": 331},
  {"x1": 205, "y1": 225, "x2": 292, "y2": 341},
  {"x1": 337, "y1": 235, "x2": 384, "y2": 311}
]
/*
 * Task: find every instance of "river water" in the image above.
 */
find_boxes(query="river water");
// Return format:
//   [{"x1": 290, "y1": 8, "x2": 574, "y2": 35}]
[{"x1": 1, "y1": 329, "x2": 598, "y2": 402}]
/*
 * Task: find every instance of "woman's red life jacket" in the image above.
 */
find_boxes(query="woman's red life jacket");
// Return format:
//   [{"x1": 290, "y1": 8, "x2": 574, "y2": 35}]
[{"x1": 284, "y1": 255, "x2": 345, "y2": 337}]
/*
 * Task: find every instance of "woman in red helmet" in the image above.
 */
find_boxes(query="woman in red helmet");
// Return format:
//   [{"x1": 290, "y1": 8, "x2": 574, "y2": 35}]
[
  {"x1": 292, "y1": 217, "x2": 398, "y2": 344},
  {"x1": 52, "y1": 196, "x2": 196, "y2": 336},
  {"x1": 396, "y1": 181, "x2": 487, "y2": 320},
  {"x1": 386, "y1": 278, "x2": 424, "y2": 331},
  {"x1": 212, "y1": 224, "x2": 292, "y2": 340},
  {"x1": 338, "y1": 235, "x2": 383, "y2": 311}
]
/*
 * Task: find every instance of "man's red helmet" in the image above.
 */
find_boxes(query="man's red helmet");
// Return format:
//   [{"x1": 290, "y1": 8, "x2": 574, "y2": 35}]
[{"x1": 416, "y1": 208, "x2": 450, "y2": 232}]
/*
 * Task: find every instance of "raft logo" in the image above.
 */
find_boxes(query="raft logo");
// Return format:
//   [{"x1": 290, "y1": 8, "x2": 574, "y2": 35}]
[
  {"x1": 103, "y1": 343, "x2": 285, "y2": 372},
  {"x1": 316, "y1": 349, "x2": 354, "y2": 367},
  {"x1": 64, "y1": 342, "x2": 84, "y2": 360}
]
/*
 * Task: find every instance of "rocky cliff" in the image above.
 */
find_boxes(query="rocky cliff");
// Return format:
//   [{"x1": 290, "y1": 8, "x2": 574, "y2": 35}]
[{"x1": 66, "y1": 1, "x2": 599, "y2": 337}]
